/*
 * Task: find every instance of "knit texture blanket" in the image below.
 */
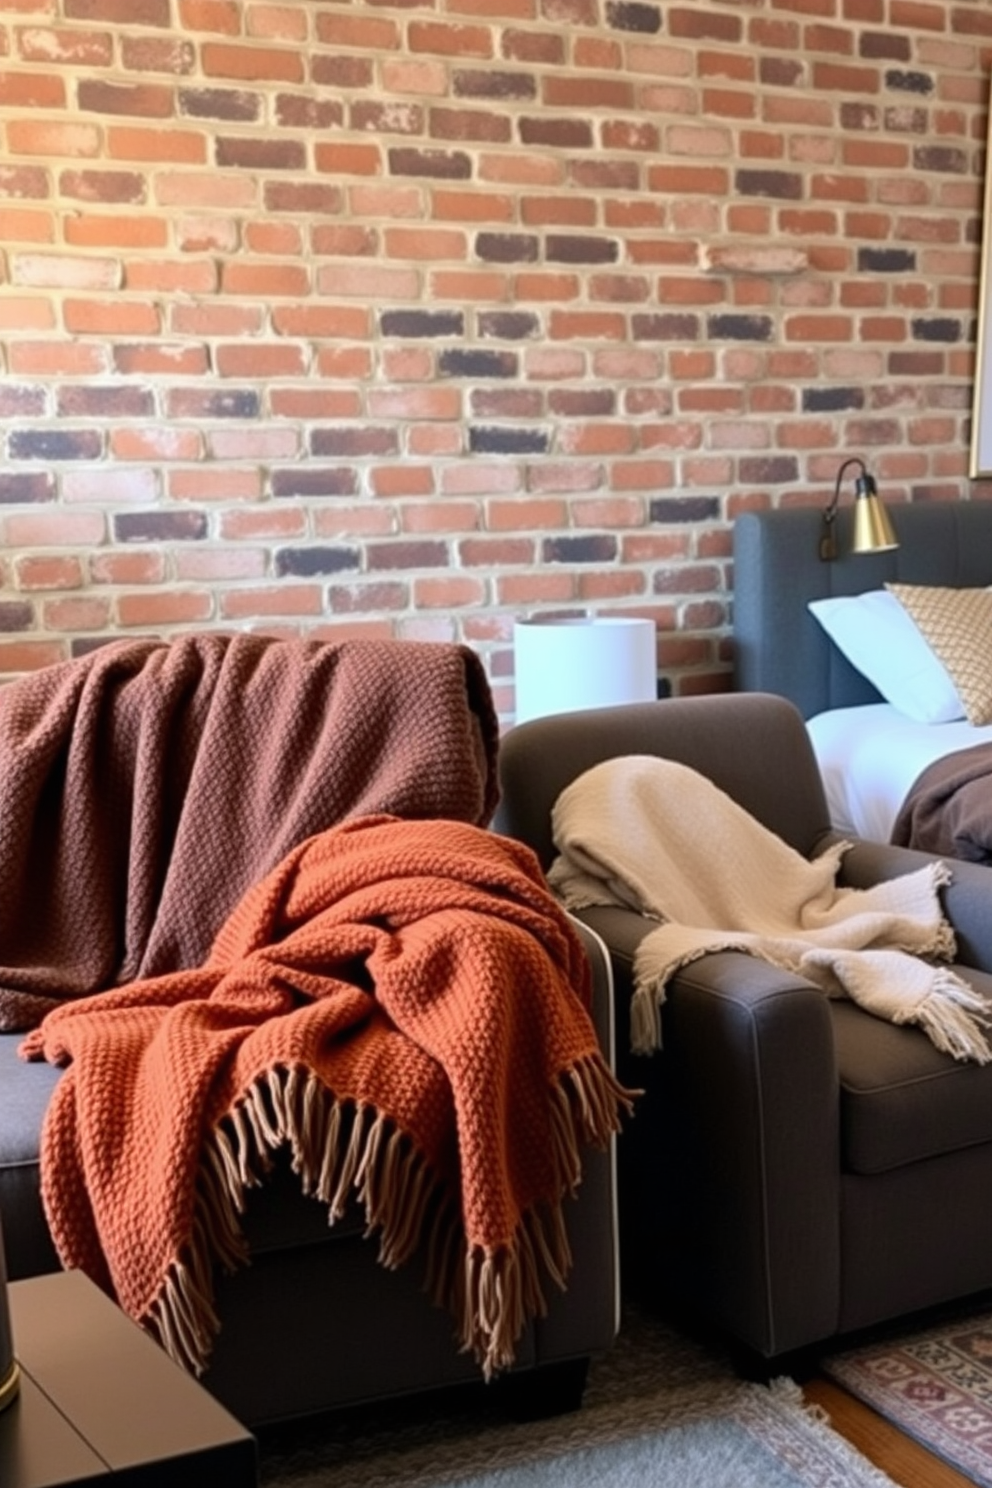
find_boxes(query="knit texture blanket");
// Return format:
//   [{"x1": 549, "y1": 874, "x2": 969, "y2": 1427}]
[
  {"x1": 0, "y1": 633, "x2": 498, "y2": 1032},
  {"x1": 24, "y1": 815, "x2": 631, "y2": 1380},
  {"x1": 548, "y1": 756, "x2": 992, "y2": 1065}
]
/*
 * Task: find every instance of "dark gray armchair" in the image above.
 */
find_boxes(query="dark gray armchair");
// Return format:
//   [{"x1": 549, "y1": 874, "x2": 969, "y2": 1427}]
[{"x1": 494, "y1": 691, "x2": 992, "y2": 1364}]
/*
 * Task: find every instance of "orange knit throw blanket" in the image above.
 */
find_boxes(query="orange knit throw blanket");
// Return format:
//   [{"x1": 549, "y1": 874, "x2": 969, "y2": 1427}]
[{"x1": 24, "y1": 816, "x2": 632, "y2": 1379}]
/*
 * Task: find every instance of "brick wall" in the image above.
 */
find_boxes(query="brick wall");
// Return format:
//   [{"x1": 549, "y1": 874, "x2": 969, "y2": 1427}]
[{"x1": 0, "y1": 0, "x2": 990, "y2": 723}]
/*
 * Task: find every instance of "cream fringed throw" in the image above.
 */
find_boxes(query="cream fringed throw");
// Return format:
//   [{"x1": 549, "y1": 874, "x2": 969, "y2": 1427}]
[
  {"x1": 23, "y1": 816, "x2": 632, "y2": 1381},
  {"x1": 548, "y1": 756, "x2": 992, "y2": 1065}
]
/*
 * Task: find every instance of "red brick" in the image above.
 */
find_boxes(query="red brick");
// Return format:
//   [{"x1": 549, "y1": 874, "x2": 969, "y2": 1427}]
[{"x1": 201, "y1": 43, "x2": 304, "y2": 82}]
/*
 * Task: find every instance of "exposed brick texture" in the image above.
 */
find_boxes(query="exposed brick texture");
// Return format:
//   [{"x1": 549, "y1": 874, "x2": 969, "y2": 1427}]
[{"x1": 0, "y1": 1, "x2": 988, "y2": 722}]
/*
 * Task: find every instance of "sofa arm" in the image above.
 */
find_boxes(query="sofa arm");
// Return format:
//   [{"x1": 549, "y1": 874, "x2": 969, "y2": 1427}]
[
  {"x1": 832, "y1": 835, "x2": 992, "y2": 976},
  {"x1": 524, "y1": 911, "x2": 620, "y2": 1372},
  {"x1": 576, "y1": 904, "x2": 841, "y2": 1360}
]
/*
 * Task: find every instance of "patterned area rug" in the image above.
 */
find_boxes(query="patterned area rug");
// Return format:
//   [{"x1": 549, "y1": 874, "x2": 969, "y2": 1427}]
[
  {"x1": 824, "y1": 1303, "x2": 992, "y2": 1486},
  {"x1": 258, "y1": 1307, "x2": 896, "y2": 1488}
]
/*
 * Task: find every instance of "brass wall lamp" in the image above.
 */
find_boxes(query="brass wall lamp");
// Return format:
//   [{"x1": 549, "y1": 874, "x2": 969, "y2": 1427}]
[{"x1": 819, "y1": 457, "x2": 898, "y2": 562}]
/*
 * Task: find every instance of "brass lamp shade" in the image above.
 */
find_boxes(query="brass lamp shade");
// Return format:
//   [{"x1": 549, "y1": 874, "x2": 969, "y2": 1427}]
[
  {"x1": 819, "y1": 458, "x2": 898, "y2": 562},
  {"x1": 851, "y1": 476, "x2": 899, "y2": 555}
]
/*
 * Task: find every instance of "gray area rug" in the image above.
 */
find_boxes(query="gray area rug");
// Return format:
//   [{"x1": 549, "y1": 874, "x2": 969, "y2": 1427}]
[{"x1": 258, "y1": 1307, "x2": 896, "y2": 1488}]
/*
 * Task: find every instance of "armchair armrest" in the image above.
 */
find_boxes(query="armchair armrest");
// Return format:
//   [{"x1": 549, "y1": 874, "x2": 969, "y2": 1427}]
[
  {"x1": 830, "y1": 833, "x2": 992, "y2": 976},
  {"x1": 577, "y1": 904, "x2": 841, "y2": 1359}
]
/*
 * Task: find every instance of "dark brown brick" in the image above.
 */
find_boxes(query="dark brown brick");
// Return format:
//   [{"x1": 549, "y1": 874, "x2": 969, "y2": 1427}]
[
  {"x1": 858, "y1": 247, "x2": 916, "y2": 272},
  {"x1": 911, "y1": 317, "x2": 963, "y2": 342},
  {"x1": 439, "y1": 348, "x2": 518, "y2": 378},
  {"x1": 760, "y1": 57, "x2": 804, "y2": 87},
  {"x1": 0, "y1": 472, "x2": 54, "y2": 503},
  {"x1": 650, "y1": 496, "x2": 721, "y2": 523},
  {"x1": 547, "y1": 234, "x2": 619, "y2": 264},
  {"x1": 0, "y1": 602, "x2": 34, "y2": 632},
  {"x1": 519, "y1": 117, "x2": 593, "y2": 149},
  {"x1": 605, "y1": 2, "x2": 662, "y2": 33},
  {"x1": 841, "y1": 102, "x2": 880, "y2": 130},
  {"x1": 469, "y1": 426, "x2": 549, "y2": 454},
  {"x1": 861, "y1": 31, "x2": 911, "y2": 60},
  {"x1": 10, "y1": 430, "x2": 102, "y2": 460},
  {"x1": 478, "y1": 311, "x2": 540, "y2": 340},
  {"x1": 115, "y1": 511, "x2": 207, "y2": 542},
  {"x1": 735, "y1": 169, "x2": 803, "y2": 200},
  {"x1": 542, "y1": 534, "x2": 618, "y2": 562},
  {"x1": 275, "y1": 547, "x2": 360, "y2": 578},
  {"x1": 476, "y1": 233, "x2": 539, "y2": 264},
  {"x1": 889, "y1": 351, "x2": 942, "y2": 376},
  {"x1": 388, "y1": 148, "x2": 472, "y2": 180},
  {"x1": 380, "y1": 309, "x2": 465, "y2": 338},
  {"x1": 453, "y1": 70, "x2": 536, "y2": 99},
  {"x1": 707, "y1": 313, "x2": 774, "y2": 342},
  {"x1": 179, "y1": 88, "x2": 260, "y2": 122},
  {"x1": 886, "y1": 69, "x2": 935, "y2": 94},
  {"x1": 272, "y1": 469, "x2": 358, "y2": 498},
  {"x1": 914, "y1": 145, "x2": 968, "y2": 173},
  {"x1": 802, "y1": 387, "x2": 865, "y2": 412}
]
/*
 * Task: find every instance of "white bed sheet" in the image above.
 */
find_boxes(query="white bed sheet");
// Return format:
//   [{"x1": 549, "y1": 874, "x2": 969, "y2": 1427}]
[{"x1": 806, "y1": 703, "x2": 992, "y2": 843}]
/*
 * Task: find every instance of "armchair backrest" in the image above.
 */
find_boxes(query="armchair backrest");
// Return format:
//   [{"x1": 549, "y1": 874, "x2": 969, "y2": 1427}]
[{"x1": 494, "y1": 692, "x2": 833, "y2": 869}]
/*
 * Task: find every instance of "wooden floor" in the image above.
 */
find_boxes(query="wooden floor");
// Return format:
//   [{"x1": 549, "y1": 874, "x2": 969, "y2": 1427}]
[{"x1": 803, "y1": 1377, "x2": 977, "y2": 1488}]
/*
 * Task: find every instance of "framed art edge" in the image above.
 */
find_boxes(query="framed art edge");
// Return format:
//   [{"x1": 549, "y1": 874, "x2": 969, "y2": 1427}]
[{"x1": 970, "y1": 73, "x2": 992, "y2": 478}]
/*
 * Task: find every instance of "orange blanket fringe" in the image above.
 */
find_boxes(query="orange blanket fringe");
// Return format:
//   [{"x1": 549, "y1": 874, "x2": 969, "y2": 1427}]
[{"x1": 25, "y1": 815, "x2": 633, "y2": 1379}]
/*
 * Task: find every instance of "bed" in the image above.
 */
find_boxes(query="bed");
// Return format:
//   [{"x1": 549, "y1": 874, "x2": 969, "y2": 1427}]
[{"x1": 733, "y1": 501, "x2": 992, "y2": 857}]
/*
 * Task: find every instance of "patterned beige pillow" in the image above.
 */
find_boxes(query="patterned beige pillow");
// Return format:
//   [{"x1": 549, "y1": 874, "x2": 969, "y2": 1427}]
[{"x1": 886, "y1": 583, "x2": 992, "y2": 725}]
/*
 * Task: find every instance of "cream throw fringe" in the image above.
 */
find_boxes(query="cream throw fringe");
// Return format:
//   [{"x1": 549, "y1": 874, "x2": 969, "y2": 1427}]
[
  {"x1": 142, "y1": 1054, "x2": 623, "y2": 1381},
  {"x1": 548, "y1": 756, "x2": 992, "y2": 1065}
]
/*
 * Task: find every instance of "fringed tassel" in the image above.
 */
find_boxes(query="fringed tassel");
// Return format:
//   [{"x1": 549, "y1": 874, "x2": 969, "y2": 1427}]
[
  {"x1": 141, "y1": 1052, "x2": 635, "y2": 1383},
  {"x1": 905, "y1": 971, "x2": 992, "y2": 1064},
  {"x1": 630, "y1": 978, "x2": 663, "y2": 1054}
]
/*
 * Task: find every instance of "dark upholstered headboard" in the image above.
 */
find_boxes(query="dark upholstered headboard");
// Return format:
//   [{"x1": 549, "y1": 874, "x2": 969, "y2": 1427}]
[{"x1": 733, "y1": 502, "x2": 992, "y2": 719}]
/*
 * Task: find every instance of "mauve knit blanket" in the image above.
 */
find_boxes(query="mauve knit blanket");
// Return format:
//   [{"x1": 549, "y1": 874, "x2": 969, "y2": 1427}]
[
  {"x1": 23, "y1": 815, "x2": 631, "y2": 1381},
  {"x1": 0, "y1": 633, "x2": 499, "y2": 1032}
]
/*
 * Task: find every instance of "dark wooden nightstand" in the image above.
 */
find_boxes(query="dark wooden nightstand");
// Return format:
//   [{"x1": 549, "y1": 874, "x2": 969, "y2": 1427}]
[{"x1": 0, "y1": 1270, "x2": 257, "y2": 1488}]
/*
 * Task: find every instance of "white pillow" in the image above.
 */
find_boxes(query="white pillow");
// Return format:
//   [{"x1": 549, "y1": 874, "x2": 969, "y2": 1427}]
[{"x1": 808, "y1": 589, "x2": 966, "y2": 724}]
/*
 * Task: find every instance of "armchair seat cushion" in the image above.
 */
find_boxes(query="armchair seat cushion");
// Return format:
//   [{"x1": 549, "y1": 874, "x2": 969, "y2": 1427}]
[{"x1": 835, "y1": 964, "x2": 992, "y2": 1174}]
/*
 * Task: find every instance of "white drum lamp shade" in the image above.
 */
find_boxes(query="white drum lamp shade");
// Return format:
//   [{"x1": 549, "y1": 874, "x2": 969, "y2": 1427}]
[{"x1": 514, "y1": 617, "x2": 657, "y2": 725}]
